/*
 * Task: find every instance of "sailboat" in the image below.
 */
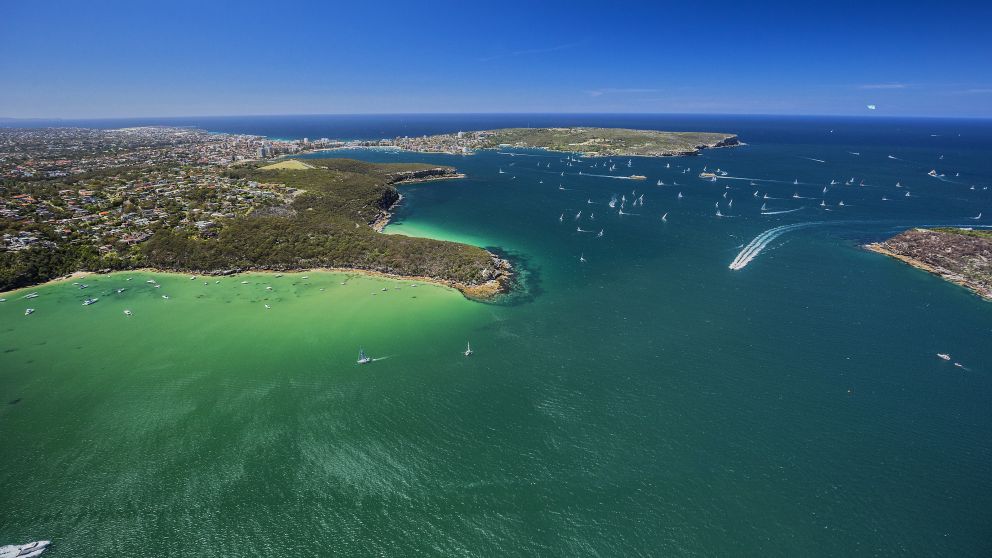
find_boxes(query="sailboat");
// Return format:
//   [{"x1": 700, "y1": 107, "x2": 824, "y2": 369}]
[
  {"x1": 558, "y1": 213, "x2": 563, "y2": 222},
  {"x1": 597, "y1": 229, "x2": 604, "y2": 237},
  {"x1": 579, "y1": 253, "x2": 586, "y2": 263},
  {"x1": 464, "y1": 342, "x2": 473, "y2": 357},
  {"x1": 677, "y1": 192, "x2": 683, "y2": 199},
  {"x1": 661, "y1": 212, "x2": 668, "y2": 222},
  {"x1": 498, "y1": 168, "x2": 505, "y2": 174},
  {"x1": 761, "y1": 202, "x2": 767, "y2": 211},
  {"x1": 657, "y1": 180, "x2": 662, "y2": 186},
  {"x1": 971, "y1": 212, "x2": 982, "y2": 220},
  {"x1": 357, "y1": 349, "x2": 372, "y2": 364}
]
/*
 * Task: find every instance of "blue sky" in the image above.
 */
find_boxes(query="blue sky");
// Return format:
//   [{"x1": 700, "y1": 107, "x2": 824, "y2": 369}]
[{"x1": 2, "y1": 0, "x2": 990, "y2": 118}]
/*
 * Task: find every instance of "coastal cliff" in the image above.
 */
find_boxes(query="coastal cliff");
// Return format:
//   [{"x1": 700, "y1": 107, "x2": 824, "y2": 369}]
[{"x1": 866, "y1": 228, "x2": 992, "y2": 301}]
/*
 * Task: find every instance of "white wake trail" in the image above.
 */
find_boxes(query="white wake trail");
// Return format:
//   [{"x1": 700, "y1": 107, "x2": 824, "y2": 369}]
[{"x1": 729, "y1": 223, "x2": 817, "y2": 270}]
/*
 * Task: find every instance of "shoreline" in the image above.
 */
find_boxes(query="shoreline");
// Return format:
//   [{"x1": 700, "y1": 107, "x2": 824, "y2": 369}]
[
  {"x1": 1, "y1": 264, "x2": 511, "y2": 302},
  {"x1": 864, "y1": 243, "x2": 992, "y2": 301}
]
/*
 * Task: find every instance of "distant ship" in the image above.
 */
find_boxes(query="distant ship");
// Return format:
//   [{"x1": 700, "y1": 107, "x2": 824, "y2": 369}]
[{"x1": 357, "y1": 349, "x2": 372, "y2": 364}]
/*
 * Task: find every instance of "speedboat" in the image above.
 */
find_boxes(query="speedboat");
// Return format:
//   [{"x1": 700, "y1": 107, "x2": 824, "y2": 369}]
[
  {"x1": 357, "y1": 349, "x2": 372, "y2": 365},
  {"x1": 116, "y1": 288, "x2": 126, "y2": 293},
  {"x1": 464, "y1": 342, "x2": 473, "y2": 357},
  {"x1": 82, "y1": 298, "x2": 98, "y2": 306},
  {"x1": 146, "y1": 280, "x2": 156, "y2": 284},
  {"x1": 161, "y1": 295, "x2": 170, "y2": 299},
  {"x1": 24, "y1": 308, "x2": 34, "y2": 316},
  {"x1": 0, "y1": 540, "x2": 51, "y2": 557}
]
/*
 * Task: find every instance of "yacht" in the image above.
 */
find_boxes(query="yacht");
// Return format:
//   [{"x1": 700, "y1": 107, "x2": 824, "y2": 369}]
[
  {"x1": 937, "y1": 353, "x2": 951, "y2": 361},
  {"x1": 82, "y1": 298, "x2": 98, "y2": 306},
  {"x1": 357, "y1": 349, "x2": 372, "y2": 364},
  {"x1": 24, "y1": 308, "x2": 34, "y2": 316},
  {"x1": 463, "y1": 342, "x2": 473, "y2": 357},
  {"x1": 0, "y1": 540, "x2": 50, "y2": 557}
]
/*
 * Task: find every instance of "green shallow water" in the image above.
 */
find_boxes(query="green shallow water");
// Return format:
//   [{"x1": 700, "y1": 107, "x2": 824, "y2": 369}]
[{"x1": 3, "y1": 118, "x2": 992, "y2": 556}]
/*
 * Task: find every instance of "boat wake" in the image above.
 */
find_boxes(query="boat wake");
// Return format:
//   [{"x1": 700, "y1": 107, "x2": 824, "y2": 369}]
[
  {"x1": 760, "y1": 207, "x2": 805, "y2": 215},
  {"x1": 729, "y1": 222, "x2": 818, "y2": 270}
]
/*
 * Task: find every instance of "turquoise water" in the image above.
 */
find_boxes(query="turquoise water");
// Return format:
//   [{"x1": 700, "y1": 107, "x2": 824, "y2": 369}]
[{"x1": 3, "y1": 117, "x2": 992, "y2": 555}]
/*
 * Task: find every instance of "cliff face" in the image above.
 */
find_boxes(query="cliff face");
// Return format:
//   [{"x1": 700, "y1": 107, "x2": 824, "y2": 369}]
[{"x1": 867, "y1": 228, "x2": 992, "y2": 300}]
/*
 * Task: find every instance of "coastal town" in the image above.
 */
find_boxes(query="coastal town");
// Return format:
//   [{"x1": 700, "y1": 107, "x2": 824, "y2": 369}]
[{"x1": 0, "y1": 127, "x2": 312, "y2": 254}]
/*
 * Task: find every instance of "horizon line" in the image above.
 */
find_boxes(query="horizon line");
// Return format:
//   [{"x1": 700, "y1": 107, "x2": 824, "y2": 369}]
[{"x1": 2, "y1": 111, "x2": 991, "y2": 122}]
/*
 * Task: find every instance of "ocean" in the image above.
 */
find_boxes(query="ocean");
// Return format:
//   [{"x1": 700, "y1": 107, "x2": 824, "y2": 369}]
[{"x1": 2, "y1": 114, "x2": 991, "y2": 556}]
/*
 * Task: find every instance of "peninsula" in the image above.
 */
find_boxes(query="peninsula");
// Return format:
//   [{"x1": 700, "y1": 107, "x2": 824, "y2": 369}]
[
  {"x1": 0, "y1": 125, "x2": 509, "y2": 298},
  {"x1": 866, "y1": 228, "x2": 992, "y2": 301},
  {"x1": 388, "y1": 127, "x2": 740, "y2": 157}
]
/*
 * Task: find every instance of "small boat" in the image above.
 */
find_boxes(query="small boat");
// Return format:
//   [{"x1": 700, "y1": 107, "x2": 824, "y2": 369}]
[
  {"x1": 266, "y1": 286, "x2": 273, "y2": 290},
  {"x1": 241, "y1": 281, "x2": 249, "y2": 284},
  {"x1": 1, "y1": 540, "x2": 50, "y2": 557},
  {"x1": 264, "y1": 304, "x2": 271, "y2": 309},
  {"x1": 154, "y1": 284, "x2": 161, "y2": 288},
  {"x1": 971, "y1": 212, "x2": 982, "y2": 220},
  {"x1": 190, "y1": 276, "x2": 196, "y2": 280},
  {"x1": 146, "y1": 280, "x2": 156, "y2": 284},
  {"x1": 905, "y1": 191, "x2": 911, "y2": 197},
  {"x1": 558, "y1": 213, "x2": 563, "y2": 222},
  {"x1": 820, "y1": 200, "x2": 827, "y2": 207},
  {"x1": 761, "y1": 203, "x2": 767, "y2": 211},
  {"x1": 597, "y1": 229, "x2": 604, "y2": 237},
  {"x1": 753, "y1": 190, "x2": 759, "y2": 197},
  {"x1": 839, "y1": 200, "x2": 845, "y2": 206},
  {"x1": 162, "y1": 295, "x2": 170, "y2": 299},
  {"x1": 895, "y1": 181, "x2": 901, "y2": 187},
  {"x1": 124, "y1": 310, "x2": 133, "y2": 316},
  {"x1": 82, "y1": 298, "x2": 98, "y2": 306},
  {"x1": 661, "y1": 213, "x2": 667, "y2": 222},
  {"x1": 937, "y1": 353, "x2": 951, "y2": 361},
  {"x1": 657, "y1": 180, "x2": 662, "y2": 186},
  {"x1": 677, "y1": 192, "x2": 683, "y2": 199},
  {"x1": 498, "y1": 168, "x2": 505, "y2": 174},
  {"x1": 24, "y1": 308, "x2": 34, "y2": 316},
  {"x1": 302, "y1": 276, "x2": 309, "y2": 279},
  {"x1": 116, "y1": 288, "x2": 125, "y2": 293},
  {"x1": 793, "y1": 193, "x2": 800, "y2": 199},
  {"x1": 0, "y1": 298, "x2": 5, "y2": 302},
  {"x1": 715, "y1": 209, "x2": 723, "y2": 217},
  {"x1": 357, "y1": 349, "x2": 372, "y2": 364},
  {"x1": 927, "y1": 169, "x2": 938, "y2": 177},
  {"x1": 579, "y1": 253, "x2": 586, "y2": 263},
  {"x1": 24, "y1": 292, "x2": 39, "y2": 299},
  {"x1": 794, "y1": 179, "x2": 799, "y2": 185},
  {"x1": 464, "y1": 342, "x2": 473, "y2": 357}
]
